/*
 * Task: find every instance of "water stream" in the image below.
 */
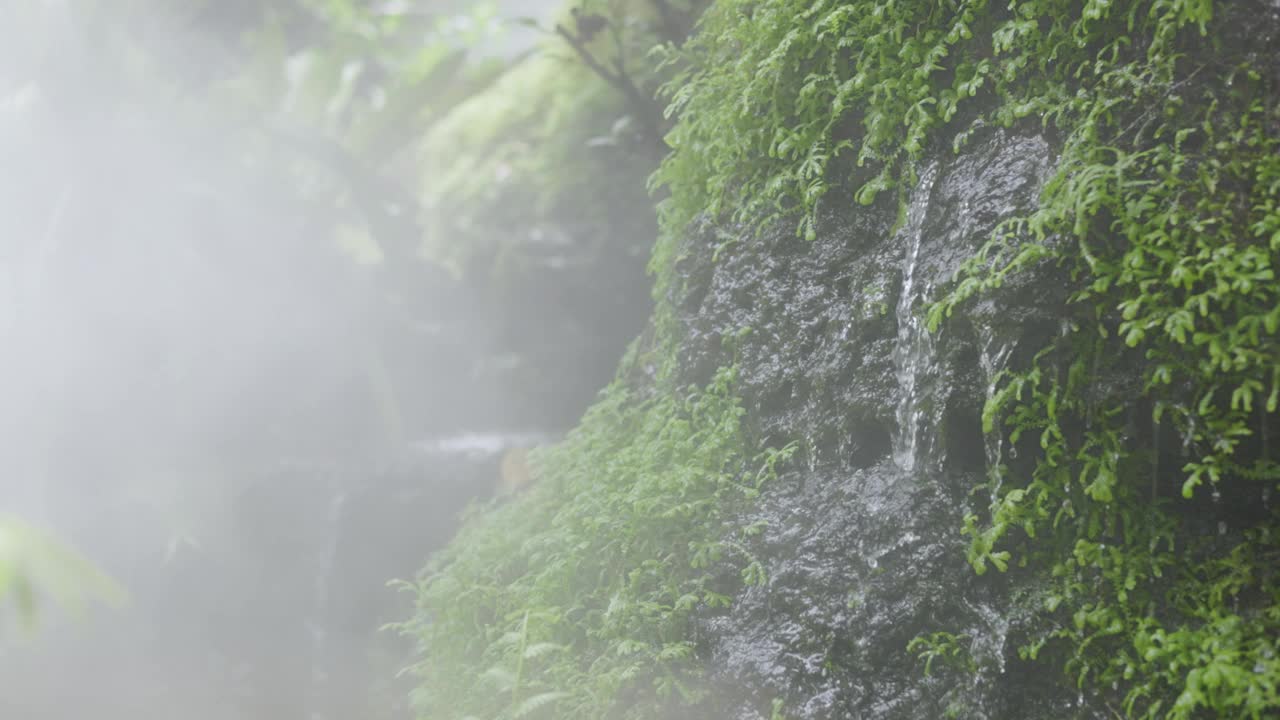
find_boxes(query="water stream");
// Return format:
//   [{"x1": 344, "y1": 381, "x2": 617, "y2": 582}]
[
  {"x1": 891, "y1": 163, "x2": 941, "y2": 474},
  {"x1": 979, "y1": 338, "x2": 1013, "y2": 501}
]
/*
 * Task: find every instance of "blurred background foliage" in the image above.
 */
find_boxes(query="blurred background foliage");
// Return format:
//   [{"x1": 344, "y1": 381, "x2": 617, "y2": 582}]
[
  {"x1": 0, "y1": 515, "x2": 124, "y2": 631},
  {"x1": 1, "y1": 0, "x2": 669, "y2": 562},
  {"x1": 1, "y1": 0, "x2": 678, "y2": 713}
]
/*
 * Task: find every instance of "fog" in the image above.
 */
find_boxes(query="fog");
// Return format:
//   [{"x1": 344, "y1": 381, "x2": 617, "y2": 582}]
[{"x1": 0, "y1": 2, "x2": 588, "y2": 717}]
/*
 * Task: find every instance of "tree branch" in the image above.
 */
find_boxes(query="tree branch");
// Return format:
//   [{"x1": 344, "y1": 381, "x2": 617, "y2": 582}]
[{"x1": 554, "y1": 23, "x2": 669, "y2": 153}]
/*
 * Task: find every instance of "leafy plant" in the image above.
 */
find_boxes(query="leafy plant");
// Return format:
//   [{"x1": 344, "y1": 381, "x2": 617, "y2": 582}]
[
  {"x1": 907, "y1": 631, "x2": 975, "y2": 677},
  {"x1": 0, "y1": 516, "x2": 125, "y2": 630},
  {"x1": 400, "y1": 350, "x2": 795, "y2": 719},
  {"x1": 646, "y1": 0, "x2": 1278, "y2": 716},
  {"x1": 922, "y1": 2, "x2": 1280, "y2": 717}
]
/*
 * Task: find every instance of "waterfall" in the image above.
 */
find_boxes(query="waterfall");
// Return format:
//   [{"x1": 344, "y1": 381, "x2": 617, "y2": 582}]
[
  {"x1": 979, "y1": 338, "x2": 1012, "y2": 501},
  {"x1": 891, "y1": 163, "x2": 940, "y2": 473}
]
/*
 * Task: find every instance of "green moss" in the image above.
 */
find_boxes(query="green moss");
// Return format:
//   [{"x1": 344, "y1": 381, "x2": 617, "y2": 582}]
[{"x1": 399, "y1": 348, "x2": 795, "y2": 719}]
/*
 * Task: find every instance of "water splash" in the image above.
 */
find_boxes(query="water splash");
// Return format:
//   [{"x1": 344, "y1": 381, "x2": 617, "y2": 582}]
[{"x1": 892, "y1": 163, "x2": 941, "y2": 473}]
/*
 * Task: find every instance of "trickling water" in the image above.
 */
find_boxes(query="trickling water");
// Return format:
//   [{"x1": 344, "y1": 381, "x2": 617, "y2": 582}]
[
  {"x1": 806, "y1": 433, "x2": 821, "y2": 474},
  {"x1": 979, "y1": 339, "x2": 1013, "y2": 499},
  {"x1": 892, "y1": 163, "x2": 941, "y2": 473}
]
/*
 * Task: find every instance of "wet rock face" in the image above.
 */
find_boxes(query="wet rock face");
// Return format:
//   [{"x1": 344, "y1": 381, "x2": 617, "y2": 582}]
[
  {"x1": 701, "y1": 464, "x2": 979, "y2": 719},
  {"x1": 673, "y1": 128, "x2": 1105, "y2": 718},
  {"x1": 676, "y1": 129, "x2": 1056, "y2": 471}
]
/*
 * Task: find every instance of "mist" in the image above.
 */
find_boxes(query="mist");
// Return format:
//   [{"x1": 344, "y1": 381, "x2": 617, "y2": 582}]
[
  {"x1": 11, "y1": 1, "x2": 1267, "y2": 718},
  {"x1": 1, "y1": 1, "x2": 629, "y2": 717}
]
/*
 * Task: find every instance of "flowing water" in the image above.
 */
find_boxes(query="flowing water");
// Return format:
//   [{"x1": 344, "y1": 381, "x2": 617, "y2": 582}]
[
  {"x1": 891, "y1": 163, "x2": 941, "y2": 475},
  {"x1": 979, "y1": 338, "x2": 1013, "y2": 499}
]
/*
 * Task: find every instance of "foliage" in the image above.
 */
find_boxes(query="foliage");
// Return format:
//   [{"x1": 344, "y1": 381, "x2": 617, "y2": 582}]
[
  {"x1": 920, "y1": 2, "x2": 1278, "y2": 718},
  {"x1": 0, "y1": 516, "x2": 124, "y2": 630},
  {"x1": 244, "y1": 0, "x2": 505, "y2": 153},
  {"x1": 417, "y1": 50, "x2": 648, "y2": 274},
  {"x1": 415, "y1": 0, "x2": 684, "y2": 277},
  {"x1": 647, "y1": 0, "x2": 1278, "y2": 716},
  {"x1": 400, "y1": 353, "x2": 795, "y2": 719},
  {"x1": 907, "y1": 630, "x2": 974, "y2": 677},
  {"x1": 650, "y1": 0, "x2": 1000, "y2": 288}
]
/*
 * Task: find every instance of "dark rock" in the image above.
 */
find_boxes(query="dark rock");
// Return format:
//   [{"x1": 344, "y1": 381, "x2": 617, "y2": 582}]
[{"x1": 672, "y1": 127, "x2": 1107, "y2": 718}]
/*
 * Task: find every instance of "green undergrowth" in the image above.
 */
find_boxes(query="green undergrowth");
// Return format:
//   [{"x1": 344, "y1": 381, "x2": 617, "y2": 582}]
[
  {"x1": 648, "y1": 0, "x2": 1279, "y2": 717},
  {"x1": 399, "y1": 5, "x2": 807, "y2": 718},
  {"x1": 399, "y1": 343, "x2": 795, "y2": 719}
]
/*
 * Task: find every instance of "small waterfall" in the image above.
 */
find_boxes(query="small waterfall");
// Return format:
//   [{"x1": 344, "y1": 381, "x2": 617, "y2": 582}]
[
  {"x1": 979, "y1": 338, "x2": 1012, "y2": 500},
  {"x1": 892, "y1": 163, "x2": 940, "y2": 473}
]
